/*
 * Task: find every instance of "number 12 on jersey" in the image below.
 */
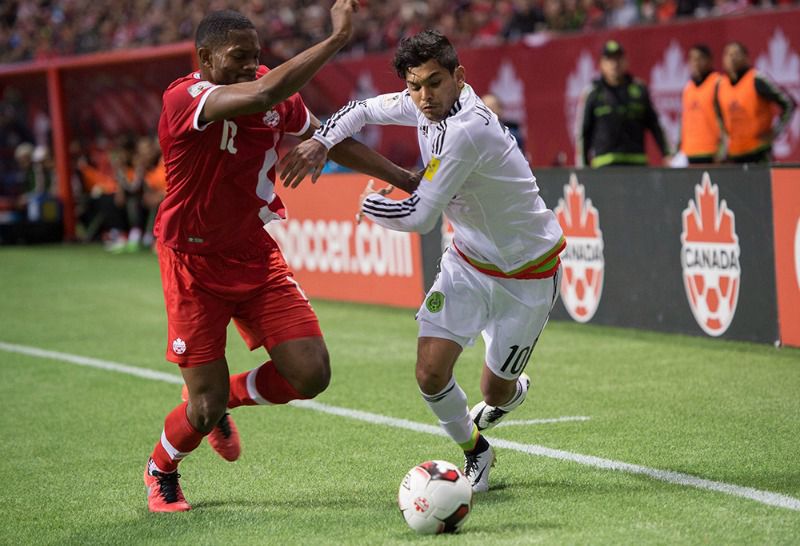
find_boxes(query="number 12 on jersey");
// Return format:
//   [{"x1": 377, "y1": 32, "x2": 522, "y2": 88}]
[{"x1": 220, "y1": 120, "x2": 238, "y2": 154}]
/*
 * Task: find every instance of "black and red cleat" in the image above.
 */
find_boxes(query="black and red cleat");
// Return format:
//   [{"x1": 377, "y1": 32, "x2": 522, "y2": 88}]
[{"x1": 144, "y1": 459, "x2": 191, "y2": 512}]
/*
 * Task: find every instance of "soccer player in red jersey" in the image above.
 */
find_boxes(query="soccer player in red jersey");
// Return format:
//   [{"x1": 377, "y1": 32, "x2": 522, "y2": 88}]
[{"x1": 145, "y1": 0, "x2": 420, "y2": 512}]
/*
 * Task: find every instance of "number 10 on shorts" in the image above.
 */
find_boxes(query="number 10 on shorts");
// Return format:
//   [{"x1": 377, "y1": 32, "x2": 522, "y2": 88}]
[{"x1": 500, "y1": 344, "x2": 533, "y2": 375}]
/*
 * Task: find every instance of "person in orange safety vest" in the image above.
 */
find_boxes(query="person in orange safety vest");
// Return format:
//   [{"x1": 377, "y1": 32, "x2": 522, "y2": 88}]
[
  {"x1": 715, "y1": 41, "x2": 796, "y2": 164},
  {"x1": 678, "y1": 44, "x2": 722, "y2": 165}
]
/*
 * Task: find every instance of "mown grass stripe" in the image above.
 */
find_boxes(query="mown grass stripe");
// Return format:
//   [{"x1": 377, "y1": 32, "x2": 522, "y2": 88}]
[{"x1": 2, "y1": 340, "x2": 799, "y2": 512}]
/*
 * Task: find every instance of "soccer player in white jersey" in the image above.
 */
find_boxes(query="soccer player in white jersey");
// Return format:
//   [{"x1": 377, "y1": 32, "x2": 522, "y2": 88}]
[{"x1": 281, "y1": 30, "x2": 565, "y2": 492}]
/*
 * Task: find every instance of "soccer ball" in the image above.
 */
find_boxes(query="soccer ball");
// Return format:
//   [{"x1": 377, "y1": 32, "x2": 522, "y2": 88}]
[{"x1": 397, "y1": 460, "x2": 473, "y2": 534}]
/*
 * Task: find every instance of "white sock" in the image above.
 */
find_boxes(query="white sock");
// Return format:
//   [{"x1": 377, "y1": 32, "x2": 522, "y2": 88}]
[
  {"x1": 497, "y1": 375, "x2": 530, "y2": 412},
  {"x1": 420, "y1": 376, "x2": 476, "y2": 448}
]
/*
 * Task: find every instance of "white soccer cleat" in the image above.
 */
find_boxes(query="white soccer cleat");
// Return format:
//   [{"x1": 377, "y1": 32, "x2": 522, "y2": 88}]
[
  {"x1": 463, "y1": 443, "x2": 495, "y2": 493},
  {"x1": 470, "y1": 373, "x2": 531, "y2": 431}
]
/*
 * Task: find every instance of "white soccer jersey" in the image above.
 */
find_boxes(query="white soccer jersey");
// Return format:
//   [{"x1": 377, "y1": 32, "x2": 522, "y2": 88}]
[{"x1": 313, "y1": 84, "x2": 564, "y2": 278}]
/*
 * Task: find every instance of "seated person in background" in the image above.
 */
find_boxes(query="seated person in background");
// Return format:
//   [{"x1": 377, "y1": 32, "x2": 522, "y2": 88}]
[
  {"x1": 14, "y1": 143, "x2": 56, "y2": 222},
  {"x1": 141, "y1": 140, "x2": 166, "y2": 248},
  {"x1": 109, "y1": 136, "x2": 146, "y2": 252},
  {"x1": 75, "y1": 141, "x2": 126, "y2": 244}
]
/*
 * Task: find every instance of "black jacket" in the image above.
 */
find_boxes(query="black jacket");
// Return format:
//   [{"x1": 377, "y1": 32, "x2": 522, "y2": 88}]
[{"x1": 579, "y1": 74, "x2": 670, "y2": 167}]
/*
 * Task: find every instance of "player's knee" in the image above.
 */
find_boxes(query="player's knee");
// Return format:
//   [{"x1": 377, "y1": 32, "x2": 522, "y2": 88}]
[
  {"x1": 415, "y1": 361, "x2": 449, "y2": 395},
  {"x1": 189, "y1": 392, "x2": 228, "y2": 433},
  {"x1": 295, "y1": 351, "x2": 331, "y2": 398}
]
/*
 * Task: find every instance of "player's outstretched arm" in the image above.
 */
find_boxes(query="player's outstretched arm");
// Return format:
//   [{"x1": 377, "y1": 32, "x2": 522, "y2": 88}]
[
  {"x1": 328, "y1": 140, "x2": 422, "y2": 194},
  {"x1": 202, "y1": 0, "x2": 358, "y2": 122},
  {"x1": 280, "y1": 138, "x2": 422, "y2": 194},
  {"x1": 280, "y1": 115, "x2": 422, "y2": 194}
]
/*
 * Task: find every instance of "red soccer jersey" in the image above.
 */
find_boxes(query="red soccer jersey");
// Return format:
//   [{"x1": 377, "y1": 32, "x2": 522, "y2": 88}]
[{"x1": 155, "y1": 66, "x2": 310, "y2": 255}]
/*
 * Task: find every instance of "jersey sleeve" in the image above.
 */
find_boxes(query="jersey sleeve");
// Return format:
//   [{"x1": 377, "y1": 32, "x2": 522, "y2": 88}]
[
  {"x1": 162, "y1": 79, "x2": 223, "y2": 138},
  {"x1": 312, "y1": 90, "x2": 419, "y2": 149},
  {"x1": 280, "y1": 92, "x2": 311, "y2": 136},
  {"x1": 361, "y1": 123, "x2": 479, "y2": 234}
]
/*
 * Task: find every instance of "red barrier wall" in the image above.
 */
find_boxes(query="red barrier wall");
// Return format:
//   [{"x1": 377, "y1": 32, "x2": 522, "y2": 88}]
[
  {"x1": 771, "y1": 168, "x2": 800, "y2": 348},
  {"x1": 266, "y1": 174, "x2": 425, "y2": 309}
]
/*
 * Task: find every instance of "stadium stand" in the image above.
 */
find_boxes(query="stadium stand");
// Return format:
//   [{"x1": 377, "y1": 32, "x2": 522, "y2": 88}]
[{"x1": 2, "y1": 0, "x2": 799, "y2": 65}]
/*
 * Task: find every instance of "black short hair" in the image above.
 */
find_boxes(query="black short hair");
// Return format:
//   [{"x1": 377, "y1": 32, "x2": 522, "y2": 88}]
[
  {"x1": 392, "y1": 30, "x2": 460, "y2": 79},
  {"x1": 195, "y1": 10, "x2": 255, "y2": 50},
  {"x1": 689, "y1": 44, "x2": 712, "y2": 59},
  {"x1": 724, "y1": 41, "x2": 748, "y2": 55}
]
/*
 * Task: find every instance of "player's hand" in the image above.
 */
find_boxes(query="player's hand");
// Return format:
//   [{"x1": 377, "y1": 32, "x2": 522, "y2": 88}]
[
  {"x1": 281, "y1": 139, "x2": 329, "y2": 188},
  {"x1": 356, "y1": 179, "x2": 394, "y2": 224},
  {"x1": 390, "y1": 166, "x2": 423, "y2": 194},
  {"x1": 408, "y1": 167, "x2": 424, "y2": 192},
  {"x1": 329, "y1": 0, "x2": 359, "y2": 44}
]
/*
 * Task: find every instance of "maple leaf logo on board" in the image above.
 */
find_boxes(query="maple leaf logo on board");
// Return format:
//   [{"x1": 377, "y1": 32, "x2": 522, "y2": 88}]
[
  {"x1": 554, "y1": 173, "x2": 604, "y2": 323},
  {"x1": 680, "y1": 172, "x2": 741, "y2": 336}
]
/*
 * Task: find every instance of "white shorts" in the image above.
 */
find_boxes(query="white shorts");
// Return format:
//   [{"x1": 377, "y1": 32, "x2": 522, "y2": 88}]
[{"x1": 417, "y1": 248, "x2": 561, "y2": 381}]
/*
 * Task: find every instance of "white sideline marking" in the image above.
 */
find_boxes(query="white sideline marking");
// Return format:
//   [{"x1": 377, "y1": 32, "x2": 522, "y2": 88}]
[
  {"x1": 496, "y1": 416, "x2": 591, "y2": 427},
  {"x1": 2, "y1": 341, "x2": 799, "y2": 512},
  {"x1": 0, "y1": 342, "x2": 184, "y2": 385}
]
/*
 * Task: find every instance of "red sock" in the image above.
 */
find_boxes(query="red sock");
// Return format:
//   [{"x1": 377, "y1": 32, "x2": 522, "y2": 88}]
[
  {"x1": 227, "y1": 360, "x2": 306, "y2": 408},
  {"x1": 150, "y1": 402, "x2": 204, "y2": 473}
]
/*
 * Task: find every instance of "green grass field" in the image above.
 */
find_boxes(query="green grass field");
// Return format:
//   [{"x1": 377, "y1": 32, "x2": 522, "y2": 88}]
[{"x1": 1, "y1": 245, "x2": 799, "y2": 545}]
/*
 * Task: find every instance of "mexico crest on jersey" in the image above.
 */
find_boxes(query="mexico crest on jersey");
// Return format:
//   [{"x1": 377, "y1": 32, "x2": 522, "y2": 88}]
[
  {"x1": 680, "y1": 172, "x2": 741, "y2": 336},
  {"x1": 554, "y1": 173, "x2": 604, "y2": 323}
]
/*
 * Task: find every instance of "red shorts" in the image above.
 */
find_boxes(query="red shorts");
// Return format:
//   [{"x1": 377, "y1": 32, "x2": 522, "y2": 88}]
[{"x1": 158, "y1": 242, "x2": 322, "y2": 367}]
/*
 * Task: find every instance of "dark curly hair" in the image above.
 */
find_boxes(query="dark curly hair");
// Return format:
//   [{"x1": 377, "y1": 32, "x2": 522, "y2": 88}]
[
  {"x1": 392, "y1": 30, "x2": 460, "y2": 79},
  {"x1": 196, "y1": 10, "x2": 255, "y2": 50}
]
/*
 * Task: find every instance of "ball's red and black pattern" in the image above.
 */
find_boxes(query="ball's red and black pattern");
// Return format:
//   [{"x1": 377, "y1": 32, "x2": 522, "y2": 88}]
[{"x1": 419, "y1": 460, "x2": 462, "y2": 482}]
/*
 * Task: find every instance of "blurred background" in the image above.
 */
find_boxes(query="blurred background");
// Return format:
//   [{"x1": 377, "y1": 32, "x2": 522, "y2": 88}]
[{"x1": 0, "y1": 0, "x2": 798, "y2": 260}]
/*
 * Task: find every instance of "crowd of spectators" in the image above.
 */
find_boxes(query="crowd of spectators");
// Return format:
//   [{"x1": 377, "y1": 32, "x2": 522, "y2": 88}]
[
  {"x1": 0, "y1": 84, "x2": 165, "y2": 247},
  {"x1": 2, "y1": 0, "x2": 798, "y2": 64},
  {"x1": 70, "y1": 133, "x2": 166, "y2": 250}
]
